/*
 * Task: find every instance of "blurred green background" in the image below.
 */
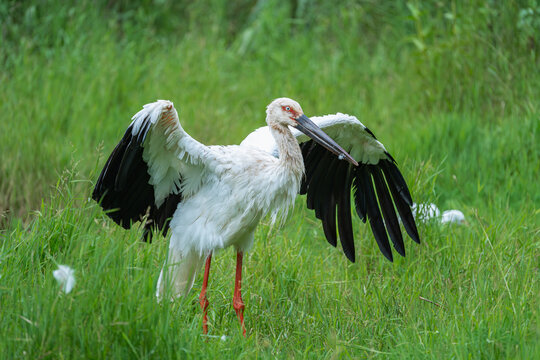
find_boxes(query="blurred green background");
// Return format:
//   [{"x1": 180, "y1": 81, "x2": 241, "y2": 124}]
[{"x1": 0, "y1": 0, "x2": 538, "y2": 358}]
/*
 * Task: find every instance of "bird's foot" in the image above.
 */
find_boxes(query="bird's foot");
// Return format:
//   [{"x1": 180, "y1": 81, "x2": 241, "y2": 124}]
[{"x1": 233, "y1": 296, "x2": 246, "y2": 336}]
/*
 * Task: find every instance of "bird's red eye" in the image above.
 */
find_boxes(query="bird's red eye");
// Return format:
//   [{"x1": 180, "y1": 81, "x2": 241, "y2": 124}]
[{"x1": 282, "y1": 106, "x2": 291, "y2": 112}]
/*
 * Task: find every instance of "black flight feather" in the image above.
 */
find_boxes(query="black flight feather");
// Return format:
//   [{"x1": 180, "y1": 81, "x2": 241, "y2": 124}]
[
  {"x1": 321, "y1": 192, "x2": 337, "y2": 247},
  {"x1": 352, "y1": 169, "x2": 367, "y2": 223},
  {"x1": 115, "y1": 139, "x2": 144, "y2": 191},
  {"x1": 371, "y1": 166, "x2": 405, "y2": 257},
  {"x1": 336, "y1": 164, "x2": 355, "y2": 262},
  {"x1": 313, "y1": 152, "x2": 339, "y2": 219},
  {"x1": 379, "y1": 160, "x2": 420, "y2": 243},
  {"x1": 360, "y1": 166, "x2": 393, "y2": 262},
  {"x1": 301, "y1": 141, "x2": 326, "y2": 195},
  {"x1": 306, "y1": 152, "x2": 332, "y2": 210},
  {"x1": 316, "y1": 152, "x2": 340, "y2": 247},
  {"x1": 380, "y1": 160, "x2": 413, "y2": 206}
]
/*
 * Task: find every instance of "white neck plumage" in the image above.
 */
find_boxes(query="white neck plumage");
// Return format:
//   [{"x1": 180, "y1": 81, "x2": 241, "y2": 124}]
[{"x1": 269, "y1": 124, "x2": 305, "y2": 177}]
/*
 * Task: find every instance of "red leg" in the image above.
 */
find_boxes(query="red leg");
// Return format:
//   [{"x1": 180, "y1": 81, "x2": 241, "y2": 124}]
[
  {"x1": 233, "y1": 251, "x2": 246, "y2": 336},
  {"x1": 199, "y1": 253, "x2": 212, "y2": 335}
]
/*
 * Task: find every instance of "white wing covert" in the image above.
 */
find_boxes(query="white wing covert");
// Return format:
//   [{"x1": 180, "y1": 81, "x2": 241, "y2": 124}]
[
  {"x1": 242, "y1": 113, "x2": 420, "y2": 262},
  {"x1": 93, "y1": 100, "x2": 213, "y2": 241}
]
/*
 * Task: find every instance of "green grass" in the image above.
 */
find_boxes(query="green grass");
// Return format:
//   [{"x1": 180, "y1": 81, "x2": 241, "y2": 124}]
[{"x1": 1, "y1": 0, "x2": 539, "y2": 358}]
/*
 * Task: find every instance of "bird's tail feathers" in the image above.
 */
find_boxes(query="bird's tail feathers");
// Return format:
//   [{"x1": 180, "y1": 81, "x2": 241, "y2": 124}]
[{"x1": 156, "y1": 249, "x2": 205, "y2": 302}]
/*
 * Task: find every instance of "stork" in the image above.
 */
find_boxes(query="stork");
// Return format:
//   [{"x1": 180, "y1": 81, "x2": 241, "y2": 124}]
[{"x1": 92, "y1": 98, "x2": 420, "y2": 336}]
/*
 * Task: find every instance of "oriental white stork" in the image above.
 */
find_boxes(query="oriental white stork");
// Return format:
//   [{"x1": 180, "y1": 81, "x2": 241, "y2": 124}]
[{"x1": 92, "y1": 98, "x2": 420, "y2": 336}]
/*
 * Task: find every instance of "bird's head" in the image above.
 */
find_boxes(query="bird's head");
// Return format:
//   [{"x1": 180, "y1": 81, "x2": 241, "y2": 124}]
[
  {"x1": 266, "y1": 97, "x2": 304, "y2": 127},
  {"x1": 266, "y1": 97, "x2": 358, "y2": 166}
]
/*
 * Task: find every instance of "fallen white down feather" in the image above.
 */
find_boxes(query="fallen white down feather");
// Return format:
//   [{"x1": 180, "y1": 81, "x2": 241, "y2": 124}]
[
  {"x1": 53, "y1": 265, "x2": 76, "y2": 294},
  {"x1": 441, "y1": 210, "x2": 466, "y2": 224}
]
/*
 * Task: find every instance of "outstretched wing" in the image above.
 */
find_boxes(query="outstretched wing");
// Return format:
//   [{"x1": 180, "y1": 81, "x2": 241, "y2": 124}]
[
  {"x1": 92, "y1": 100, "x2": 212, "y2": 241},
  {"x1": 241, "y1": 113, "x2": 420, "y2": 262}
]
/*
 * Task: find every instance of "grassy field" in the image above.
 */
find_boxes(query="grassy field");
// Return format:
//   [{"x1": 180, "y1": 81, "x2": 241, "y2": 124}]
[{"x1": 1, "y1": 1, "x2": 539, "y2": 358}]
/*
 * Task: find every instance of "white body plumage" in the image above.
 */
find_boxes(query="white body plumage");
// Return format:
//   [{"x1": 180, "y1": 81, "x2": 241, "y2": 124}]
[{"x1": 171, "y1": 145, "x2": 301, "y2": 251}]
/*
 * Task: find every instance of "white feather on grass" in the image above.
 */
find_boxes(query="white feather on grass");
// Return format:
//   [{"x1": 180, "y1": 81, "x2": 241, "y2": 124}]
[
  {"x1": 53, "y1": 265, "x2": 76, "y2": 294},
  {"x1": 441, "y1": 210, "x2": 466, "y2": 225}
]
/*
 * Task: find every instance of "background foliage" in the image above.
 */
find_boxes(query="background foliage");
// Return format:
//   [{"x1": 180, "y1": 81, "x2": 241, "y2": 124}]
[{"x1": 0, "y1": 0, "x2": 538, "y2": 358}]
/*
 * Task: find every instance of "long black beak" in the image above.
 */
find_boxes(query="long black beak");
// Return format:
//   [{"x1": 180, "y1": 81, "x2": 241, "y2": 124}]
[{"x1": 295, "y1": 114, "x2": 358, "y2": 166}]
